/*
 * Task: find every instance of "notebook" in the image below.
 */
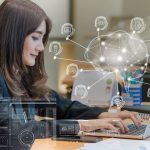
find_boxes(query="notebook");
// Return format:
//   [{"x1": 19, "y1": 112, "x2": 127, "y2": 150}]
[
  {"x1": 71, "y1": 70, "x2": 118, "y2": 107},
  {"x1": 81, "y1": 113, "x2": 150, "y2": 139},
  {"x1": 81, "y1": 138, "x2": 150, "y2": 150}
]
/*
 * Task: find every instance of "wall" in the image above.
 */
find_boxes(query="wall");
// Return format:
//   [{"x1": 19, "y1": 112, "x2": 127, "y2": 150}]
[
  {"x1": 123, "y1": 0, "x2": 150, "y2": 17},
  {"x1": 32, "y1": 0, "x2": 70, "y2": 39},
  {"x1": 73, "y1": 0, "x2": 123, "y2": 59}
]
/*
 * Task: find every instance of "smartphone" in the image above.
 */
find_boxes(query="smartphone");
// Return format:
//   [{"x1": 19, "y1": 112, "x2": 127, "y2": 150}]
[{"x1": 52, "y1": 135, "x2": 101, "y2": 143}]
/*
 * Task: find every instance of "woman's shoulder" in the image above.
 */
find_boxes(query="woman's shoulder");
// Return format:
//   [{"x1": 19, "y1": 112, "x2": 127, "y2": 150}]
[
  {"x1": 49, "y1": 89, "x2": 59, "y2": 98},
  {"x1": 48, "y1": 89, "x2": 66, "y2": 102}
]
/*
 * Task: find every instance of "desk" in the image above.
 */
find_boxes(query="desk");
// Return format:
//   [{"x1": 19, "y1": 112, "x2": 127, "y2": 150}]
[
  {"x1": 31, "y1": 137, "x2": 150, "y2": 150},
  {"x1": 31, "y1": 138, "x2": 84, "y2": 150}
]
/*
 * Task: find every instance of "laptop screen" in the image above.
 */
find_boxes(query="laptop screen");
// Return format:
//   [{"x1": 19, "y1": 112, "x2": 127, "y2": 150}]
[{"x1": 71, "y1": 70, "x2": 118, "y2": 107}]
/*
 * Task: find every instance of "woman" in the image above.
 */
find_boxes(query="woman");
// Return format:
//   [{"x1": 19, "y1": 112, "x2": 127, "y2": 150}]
[{"x1": 0, "y1": 0, "x2": 141, "y2": 149}]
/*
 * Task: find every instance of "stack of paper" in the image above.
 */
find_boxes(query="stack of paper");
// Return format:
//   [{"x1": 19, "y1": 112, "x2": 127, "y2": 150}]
[{"x1": 77, "y1": 138, "x2": 150, "y2": 150}]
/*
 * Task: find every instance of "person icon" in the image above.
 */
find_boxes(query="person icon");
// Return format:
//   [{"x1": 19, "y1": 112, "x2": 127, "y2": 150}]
[
  {"x1": 74, "y1": 84, "x2": 88, "y2": 99},
  {"x1": 49, "y1": 41, "x2": 62, "y2": 55},
  {"x1": 95, "y1": 16, "x2": 108, "y2": 30},
  {"x1": 66, "y1": 63, "x2": 79, "y2": 77},
  {"x1": 52, "y1": 44, "x2": 59, "y2": 53},
  {"x1": 130, "y1": 17, "x2": 146, "y2": 33}
]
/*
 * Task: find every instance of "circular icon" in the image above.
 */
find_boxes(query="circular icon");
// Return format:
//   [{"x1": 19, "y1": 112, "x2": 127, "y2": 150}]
[
  {"x1": 18, "y1": 130, "x2": 34, "y2": 146},
  {"x1": 111, "y1": 95, "x2": 125, "y2": 109},
  {"x1": 95, "y1": 16, "x2": 108, "y2": 30},
  {"x1": 130, "y1": 17, "x2": 146, "y2": 33},
  {"x1": 49, "y1": 41, "x2": 62, "y2": 56},
  {"x1": 66, "y1": 63, "x2": 79, "y2": 77},
  {"x1": 61, "y1": 23, "x2": 75, "y2": 37},
  {"x1": 74, "y1": 84, "x2": 88, "y2": 99}
]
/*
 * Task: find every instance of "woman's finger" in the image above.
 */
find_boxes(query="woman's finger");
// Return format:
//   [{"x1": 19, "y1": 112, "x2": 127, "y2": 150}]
[
  {"x1": 119, "y1": 111, "x2": 142, "y2": 127},
  {"x1": 130, "y1": 112, "x2": 142, "y2": 127},
  {"x1": 104, "y1": 123, "x2": 118, "y2": 131},
  {"x1": 78, "y1": 119, "x2": 118, "y2": 132},
  {"x1": 111, "y1": 119, "x2": 128, "y2": 133}
]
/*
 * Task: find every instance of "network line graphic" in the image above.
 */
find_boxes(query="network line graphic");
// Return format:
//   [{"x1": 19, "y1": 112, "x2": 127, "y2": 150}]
[{"x1": 49, "y1": 16, "x2": 150, "y2": 109}]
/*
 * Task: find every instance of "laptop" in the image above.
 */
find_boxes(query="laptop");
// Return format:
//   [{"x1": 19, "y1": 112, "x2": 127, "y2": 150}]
[
  {"x1": 81, "y1": 113, "x2": 150, "y2": 140},
  {"x1": 142, "y1": 72, "x2": 150, "y2": 102},
  {"x1": 123, "y1": 105, "x2": 150, "y2": 114},
  {"x1": 71, "y1": 70, "x2": 118, "y2": 107}
]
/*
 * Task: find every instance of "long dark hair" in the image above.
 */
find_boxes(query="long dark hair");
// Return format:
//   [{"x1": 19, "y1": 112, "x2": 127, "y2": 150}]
[{"x1": 0, "y1": 0, "x2": 52, "y2": 98}]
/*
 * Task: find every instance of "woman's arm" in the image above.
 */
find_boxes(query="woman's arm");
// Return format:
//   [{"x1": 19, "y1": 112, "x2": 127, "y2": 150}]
[
  {"x1": 98, "y1": 110, "x2": 142, "y2": 127},
  {"x1": 78, "y1": 118, "x2": 128, "y2": 133},
  {"x1": 49, "y1": 90, "x2": 142, "y2": 129},
  {"x1": 49, "y1": 90, "x2": 107, "y2": 119}
]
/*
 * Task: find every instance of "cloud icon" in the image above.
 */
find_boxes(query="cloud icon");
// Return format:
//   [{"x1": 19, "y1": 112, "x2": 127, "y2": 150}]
[{"x1": 84, "y1": 30, "x2": 149, "y2": 79}]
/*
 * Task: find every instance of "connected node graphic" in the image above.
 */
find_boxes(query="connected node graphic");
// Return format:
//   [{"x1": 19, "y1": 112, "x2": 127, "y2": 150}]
[
  {"x1": 61, "y1": 23, "x2": 75, "y2": 38},
  {"x1": 49, "y1": 41, "x2": 62, "y2": 56},
  {"x1": 66, "y1": 63, "x2": 79, "y2": 77},
  {"x1": 74, "y1": 84, "x2": 88, "y2": 99},
  {"x1": 49, "y1": 16, "x2": 150, "y2": 107},
  {"x1": 84, "y1": 30, "x2": 148, "y2": 78},
  {"x1": 130, "y1": 17, "x2": 146, "y2": 33},
  {"x1": 95, "y1": 16, "x2": 108, "y2": 31},
  {"x1": 111, "y1": 95, "x2": 125, "y2": 110}
]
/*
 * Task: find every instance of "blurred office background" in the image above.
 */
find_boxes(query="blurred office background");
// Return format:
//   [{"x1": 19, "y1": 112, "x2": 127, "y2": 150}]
[{"x1": 1, "y1": 0, "x2": 150, "y2": 95}]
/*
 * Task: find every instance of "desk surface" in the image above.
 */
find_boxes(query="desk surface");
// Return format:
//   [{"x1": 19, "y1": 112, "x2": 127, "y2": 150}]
[
  {"x1": 31, "y1": 137, "x2": 150, "y2": 150},
  {"x1": 31, "y1": 138, "x2": 84, "y2": 150}
]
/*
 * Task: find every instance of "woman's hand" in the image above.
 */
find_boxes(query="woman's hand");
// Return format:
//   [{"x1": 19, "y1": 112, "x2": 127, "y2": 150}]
[
  {"x1": 78, "y1": 118, "x2": 129, "y2": 133},
  {"x1": 98, "y1": 110, "x2": 142, "y2": 127}
]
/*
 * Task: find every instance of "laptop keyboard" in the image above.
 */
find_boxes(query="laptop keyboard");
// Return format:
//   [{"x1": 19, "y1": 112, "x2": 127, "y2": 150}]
[
  {"x1": 88, "y1": 124, "x2": 147, "y2": 136},
  {"x1": 127, "y1": 124, "x2": 147, "y2": 135},
  {"x1": 139, "y1": 113, "x2": 150, "y2": 120},
  {"x1": 85, "y1": 113, "x2": 150, "y2": 137}
]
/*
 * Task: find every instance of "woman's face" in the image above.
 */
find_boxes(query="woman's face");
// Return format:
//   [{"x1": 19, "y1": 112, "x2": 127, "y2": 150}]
[{"x1": 22, "y1": 20, "x2": 46, "y2": 66}]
